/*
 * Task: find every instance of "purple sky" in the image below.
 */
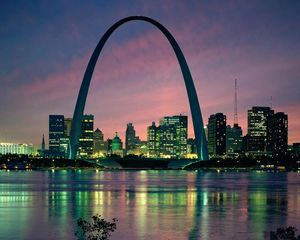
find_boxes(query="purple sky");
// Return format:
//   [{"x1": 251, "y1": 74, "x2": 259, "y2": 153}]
[{"x1": 1, "y1": 0, "x2": 300, "y2": 146}]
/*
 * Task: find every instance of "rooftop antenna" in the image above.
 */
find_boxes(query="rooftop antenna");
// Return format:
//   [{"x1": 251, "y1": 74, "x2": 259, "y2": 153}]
[{"x1": 234, "y1": 79, "x2": 238, "y2": 125}]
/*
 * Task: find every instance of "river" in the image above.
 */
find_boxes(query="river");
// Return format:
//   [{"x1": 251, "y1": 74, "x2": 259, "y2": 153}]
[{"x1": 0, "y1": 170, "x2": 299, "y2": 239}]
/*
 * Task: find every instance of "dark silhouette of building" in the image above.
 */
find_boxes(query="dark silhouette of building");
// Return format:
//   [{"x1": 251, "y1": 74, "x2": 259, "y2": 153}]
[
  {"x1": 268, "y1": 112, "x2": 288, "y2": 156},
  {"x1": 125, "y1": 123, "x2": 136, "y2": 154},
  {"x1": 41, "y1": 134, "x2": 45, "y2": 152},
  {"x1": 78, "y1": 114, "x2": 94, "y2": 158},
  {"x1": 187, "y1": 138, "x2": 197, "y2": 156},
  {"x1": 49, "y1": 115, "x2": 65, "y2": 153},
  {"x1": 207, "y1": 113, "x2": 226, "y2": 157},
  {"x1": 247, "y1": 106, "x2": 274, "y2": 154},
  {"x1": 106, "y1": 139, "x2": 112, "y2": 155},
  {"x1": 226, "y1": 124, "x2": 243, "y2": 155}
]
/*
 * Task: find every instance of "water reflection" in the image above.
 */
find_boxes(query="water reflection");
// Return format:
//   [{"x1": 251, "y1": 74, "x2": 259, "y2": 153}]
[{"x1": 0, "y1": 170, "x2": 299, "y2": 239}]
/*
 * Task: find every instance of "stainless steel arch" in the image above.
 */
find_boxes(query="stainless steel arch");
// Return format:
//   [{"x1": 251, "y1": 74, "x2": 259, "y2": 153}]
[{"x1": 68, "y1": 16, "x2": 208, "y2": 160}]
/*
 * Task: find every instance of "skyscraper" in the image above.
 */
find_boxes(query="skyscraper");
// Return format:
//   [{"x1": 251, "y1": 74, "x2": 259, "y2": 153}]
[
  {"x1": 226, "y1": 124, "x2": 243, "y2": 155},
  {"x1": 147, "y1": 122, "x2": 159, "y2": 158},
  {"x1": 207, "y1": 113, "x2": 226, "y2": 157},
  {"x1": 158, "y1": 124, "x2": 177, "y2": 158},
  {"x1": 159, "y1": 115, "x2": 188, "y2": 158},
  {"x1": 78, "y1": 114, "x2": 94, "y2": 158},
  {"x1": 49, "y1": 115, "x2": 65, "y2": 153},
  {"x1": 247, "y1": 106, "x2": 274, "y2": 153},
  {"x1": 268, "y1": 112, "x2": 288, "y2": 156},
  {"x1": 64, "y1": 118, "x2": 72, "y2": 138},
  {"x1": 125, "y1": 123, "x2": 136, "y2": 154}
]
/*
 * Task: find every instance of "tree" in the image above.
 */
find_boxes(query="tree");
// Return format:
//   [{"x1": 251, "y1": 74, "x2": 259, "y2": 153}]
[
  {"x1": 75, "y1": 214, "x2": 118, "y2": 240},
  {"x1": 270, "y1": 226, "x2": 300, "y2": 240}
]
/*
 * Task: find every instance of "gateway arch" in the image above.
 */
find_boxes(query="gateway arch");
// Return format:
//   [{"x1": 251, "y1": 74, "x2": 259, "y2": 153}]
[{"x1": 68, "y1": 16, "x2": 208, "y2": 160}]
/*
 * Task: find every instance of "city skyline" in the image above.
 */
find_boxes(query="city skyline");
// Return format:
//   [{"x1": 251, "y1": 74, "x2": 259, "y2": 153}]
[{"x1": 1, "y1": 1, "x2": 300, "y2": 146}]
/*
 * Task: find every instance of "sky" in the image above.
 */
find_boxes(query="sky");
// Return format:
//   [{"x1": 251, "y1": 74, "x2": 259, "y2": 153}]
[{"x1": 0, "y1": 0, "x2": 300, "y2": 146}]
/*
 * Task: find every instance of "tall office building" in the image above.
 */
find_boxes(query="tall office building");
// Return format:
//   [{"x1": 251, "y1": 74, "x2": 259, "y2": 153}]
[
  {"x1": 247, "y1": 106, "x2": 274, "y2": 153},
  {"x1": 78, "y1": 114, "x2": 94, "y2": 158},
  {"x1": 159, "y1": 115, "x2": 188, "y2": 158},
  {"x1": 49, "y1": 115, "x2": 65, "y2": 153},
  {"x1": 226, "y1": 124, "x2": 243, "y2": 155},
  {"x1": 268, "y1": 112, "x2": 288, "y2": 156},
  {"x1": 207, "y1": 113, "x2": 226, "y2": 157},
  {"x1": 93, "y1": 128, "x2": 106, "y2": 157},
  {"x1": 64, "y1": 118, "x2": 72, "y2": 138},
  {"x1": 158, "y1": 124, "x2": 177, "y2": 158},
  {"x1": 125, "y1": 123, "x2": 136, "y2": 154},
  {"x1": 147, "y1": 122, "x2": 159, "y2": 157}
]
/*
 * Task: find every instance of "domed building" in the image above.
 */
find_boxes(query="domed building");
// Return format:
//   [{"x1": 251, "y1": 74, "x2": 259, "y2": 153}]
[{"x1": 111, "y1": 132, "x2": 123, "y2": 157}]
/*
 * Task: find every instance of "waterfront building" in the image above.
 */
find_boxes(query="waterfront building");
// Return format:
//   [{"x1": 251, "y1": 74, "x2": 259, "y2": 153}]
[
  {"x1": 93, "y1": 128, "x2": 107, "y2": 157},
  {"x1": 187, "y1": 138, "x2": 197, "y2": 159},
  {"x1": 106, "y1": 138, "x2": 112, "y2": 155},
  {"x1": 159, "y1": 115, "x2": 188, "y2": 158},
  {"x1": 226, "y1": 124, "x2": 243, "y2": 155},
  {"x1": 207, "y1": 113, "x2": 226, "y2": 157},
  {"x1": 0, "y1": 142, "x2": 37, "y2": 155},
  {"x1": 78, "y1": 114, "x2": 94, "y2": 158},
  {"x1": 147, "y1": 122, "x2": 159, "y2": 157},
  {"x1": 131, "y1": 140, "x2": 148, "y2": 156},
  {"x1": 64, "y1": 118, "x2": 72, "y2": 138},
  {"x1": 125, "y1": 123, "x2": 137, "y2": 154},
  {"x1": 267, "y1": 112, "x2": 288, "y2": 156},
  {"x1": 111, "y1": 132, "x2": 123, "y2": 156},
  {"x1": 49, "y1": 115, "x2": 65, "y2": 153},
  {"x1": 158, "y1": 124, "x2": 177, "y2": 158},
  {"x1": 59, "y1": 137, "x2": 69, "y2": 158},
  {"x1": 247, "y1": 106, "x2": 274, "y2": 154},
  {"x1": 292, "y1": 143, "x2": 300, "y2": 156}
]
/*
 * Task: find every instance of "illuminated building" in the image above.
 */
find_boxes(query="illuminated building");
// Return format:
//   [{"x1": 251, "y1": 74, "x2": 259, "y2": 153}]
[
  {"x1": 93, "y1": 128, "x2": 107, "y2": 157},
  {"x1": 111, "y1": 132, "x2": 123, "y2": 156},
  {"x1": 132, "y1": 140, "x2": 148, "y2": 156},
  {"x1": 49, "y1": 115, "x2": 65, "y2": 153},
  {"x1": 59, "y1": 137, "x2": 69, "y2": 157},
  {"x1": 207, "y1": 113, "x2": 226, "y2": 157},
  {"x1": 159, "y1": 115, "x2": 188, "y2": 158},
  {"x1": 64, "y1": 118, "x2": 72, "y2": 138},
  {"x1": 125, "y1": 123, "x2": 137, "y2": 154},
  {"x1": 158, "y1": 124, "x2": 177, "y2": 158},
  {"x1": 147, "y1": 122, "x2": 159, "y2": 157},
  {"x1": 247, "y1": 106, "x2": 274, "y2": 154},
  {"x1": 267, "y1": 112, "x2": 288, "y2": 156},
  {"x1": 0, "y1": 142, "x2": 37, "y2": 155},
  {"x1": 77, "y1": 114, "x2": 94, "y2": 158},
  {"x1": 226, "y1": 124, "x2": 243, "y2": 155},
  {"x1": 147, "y1": 115, "x2": 188, "y2": 158}
]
